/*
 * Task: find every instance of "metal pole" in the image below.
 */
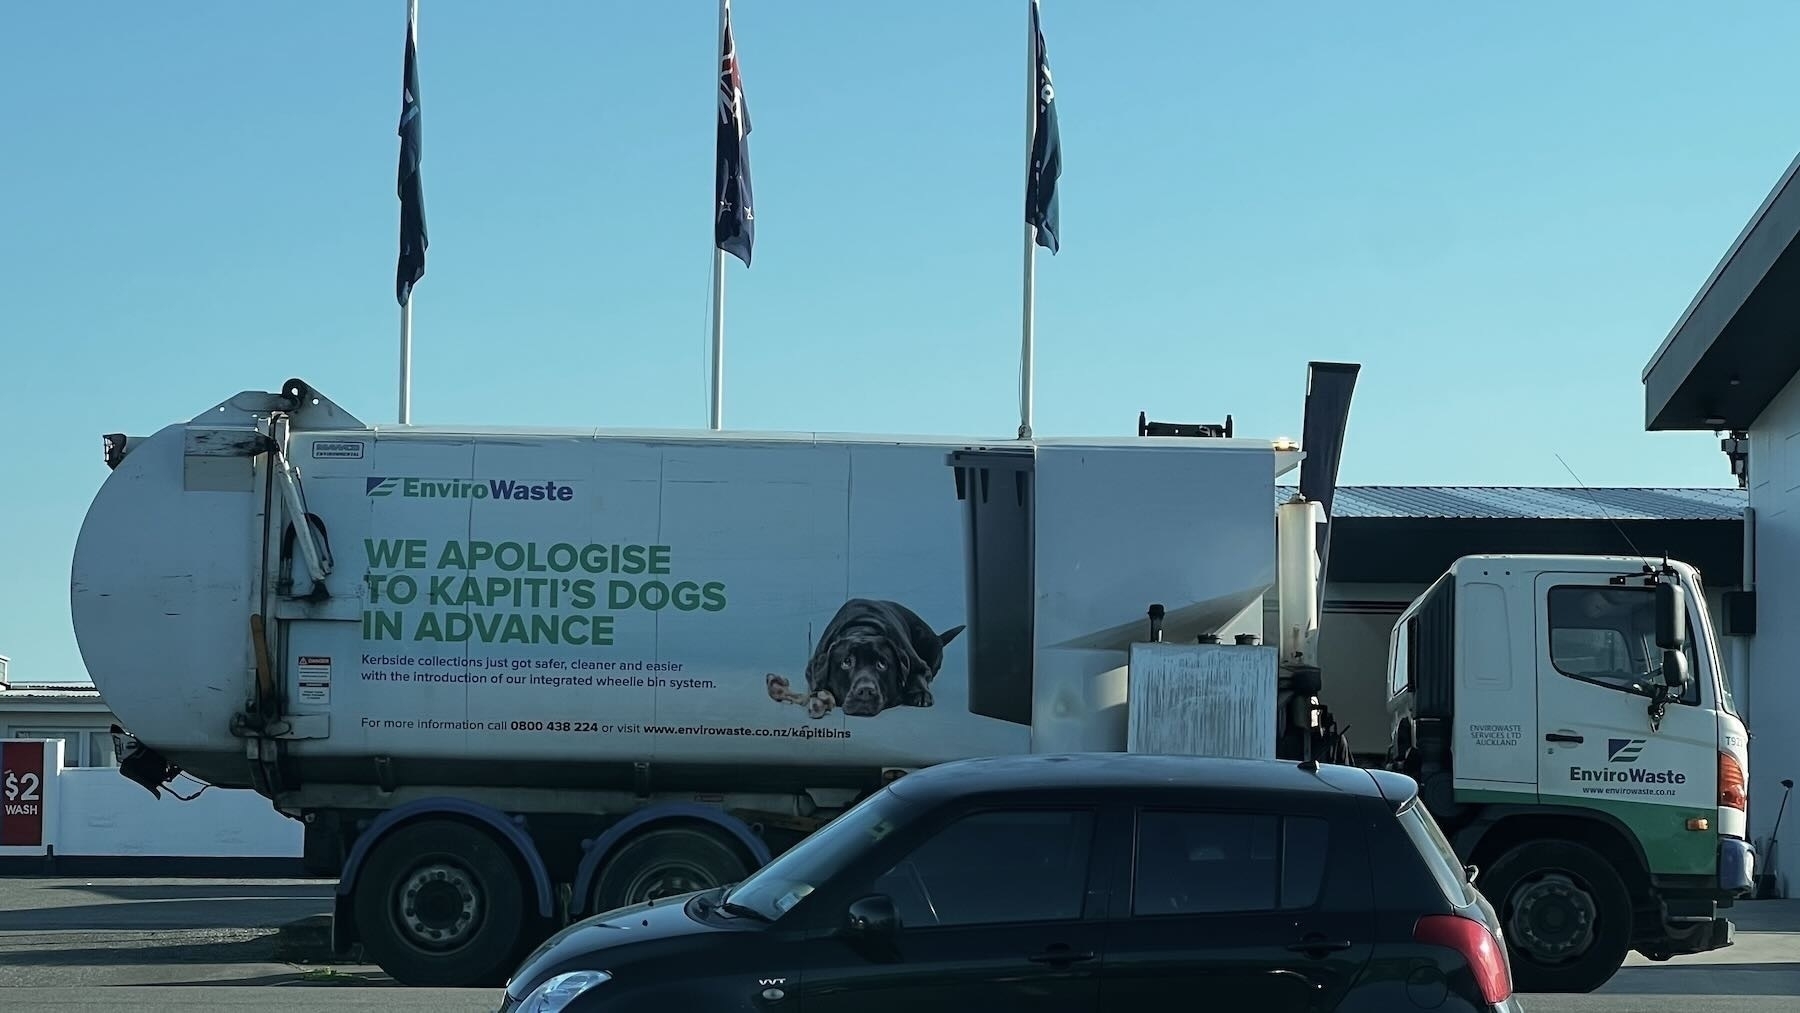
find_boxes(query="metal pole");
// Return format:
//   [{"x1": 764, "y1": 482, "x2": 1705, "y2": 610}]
[
  {"x1": 399, "y1": 299, "x2": 413, "y2": 424},
  {"x1": 709, "y1": 249, "x2": 725, "y2": 430},
  {"x1": 708, "y1": 0, "x2": 728, "y2": 432},
  {"x1": 1018, "y1": 0, "x2": 1037, "y2": 441}
]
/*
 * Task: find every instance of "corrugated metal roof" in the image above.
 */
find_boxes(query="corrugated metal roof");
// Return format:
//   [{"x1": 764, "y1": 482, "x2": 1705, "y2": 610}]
[{"x1": 1276, "y1": 486, "x2": 1747, "y2": 521}]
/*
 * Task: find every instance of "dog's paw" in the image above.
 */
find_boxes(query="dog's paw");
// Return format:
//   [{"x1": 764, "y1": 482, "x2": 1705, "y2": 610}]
[
  {"x1": 914, "y1": 688, "x2": 933, "y2": 708},
  {"x1": 806, "y1": 692, "x2": 836, "y2": 720}
]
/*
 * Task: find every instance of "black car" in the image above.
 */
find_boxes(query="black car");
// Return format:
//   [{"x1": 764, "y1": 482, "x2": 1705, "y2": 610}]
[{"x1": 497, "y1": 753, "x2": 1522, "y2": 1012}]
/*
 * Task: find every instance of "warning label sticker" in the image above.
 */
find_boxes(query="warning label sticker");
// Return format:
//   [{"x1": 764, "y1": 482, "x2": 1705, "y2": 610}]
[{"x1": 298, "y1": 656, "x2": 332, "y2": 705}]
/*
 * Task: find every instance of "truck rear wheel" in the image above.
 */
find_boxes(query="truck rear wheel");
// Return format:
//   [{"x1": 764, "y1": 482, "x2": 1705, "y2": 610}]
[
  {"x1": 591, "y1": 824, "x2": 751, "y2": 915},
  {"x1": 352, "y1": 818, "x2": 530, "y2": 988},
  {"x1": 1480, "y1": 839, "x2": 1633, "y2": 993}
]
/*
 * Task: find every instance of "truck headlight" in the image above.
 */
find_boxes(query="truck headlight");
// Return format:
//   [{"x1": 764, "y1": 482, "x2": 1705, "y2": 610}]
[{"x1": 519, "y1": 970, "x2": 612, "y2": 1012}]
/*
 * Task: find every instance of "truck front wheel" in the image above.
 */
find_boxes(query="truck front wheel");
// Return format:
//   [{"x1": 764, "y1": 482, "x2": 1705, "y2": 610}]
[
  {"x1": 352, "y1": 818, "x2": 530, "y2": 988},
  {"x1": 1480, "y1": 839, "x2": 1633, "y2": 993},
  {"x1": 591, "y1": 824, "x2": 752, "y2": 915}
]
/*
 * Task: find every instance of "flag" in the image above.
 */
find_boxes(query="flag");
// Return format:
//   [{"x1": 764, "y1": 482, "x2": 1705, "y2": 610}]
[
  {"x1": 1027, "y1": 0, "x2": 1061, "y2": 254},
  {"x1": 715, "y1": 0, "x2": 755, "y2": 268},
  {"x1": 396, "y1": 9, "x2": 427, "y2": 305}
]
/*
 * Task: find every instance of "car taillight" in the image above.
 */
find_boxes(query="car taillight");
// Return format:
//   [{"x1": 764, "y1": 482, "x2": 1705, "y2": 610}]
[
  {"x1": 1719, "y1": 751, "x2": 1747, "y2": 812},
  {"x1": 1415, "y1": 914, "x2": 1512, "y2": 1005}
]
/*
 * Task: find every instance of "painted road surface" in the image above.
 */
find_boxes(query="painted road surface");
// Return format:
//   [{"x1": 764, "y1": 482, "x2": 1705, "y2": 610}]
[{"x1": 0, "y1": 877, "x2": 1795, "y2": 1011}]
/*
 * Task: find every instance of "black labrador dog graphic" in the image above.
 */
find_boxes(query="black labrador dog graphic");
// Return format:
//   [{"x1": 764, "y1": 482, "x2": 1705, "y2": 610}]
[{"x1": 766, "y1": 598, "x2": 965, "y2": 719}]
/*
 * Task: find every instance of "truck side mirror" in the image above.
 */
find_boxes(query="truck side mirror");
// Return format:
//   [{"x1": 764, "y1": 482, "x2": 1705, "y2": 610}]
[
  {"x1": 1655, "y1": 582, "x2": 1688, "y2": 652},
  {"x1": 1662, "y1": 649, "x2": 1689, "y2": 690}
]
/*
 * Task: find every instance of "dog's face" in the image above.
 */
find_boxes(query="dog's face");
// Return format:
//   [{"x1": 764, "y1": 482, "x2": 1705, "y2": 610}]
[{"x1": 823, "y1": 632, "x2": 907, "y2": 717}]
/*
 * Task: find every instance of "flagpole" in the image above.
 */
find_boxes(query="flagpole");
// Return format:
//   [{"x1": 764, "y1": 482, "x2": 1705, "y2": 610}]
[
  {"x1": 399, "y1": 0, "x2": 418, "y2": 426},
  {"x1": 709, "y1": 247, "x2": 725, "y2": 431},
  {"x1": 1018, "y1": 0, "x2": 1038, "y2": 441},
  {"x1": 707, "y1": 0, "x2": 729, "y2": 432},
  {"x1": 400, "y1": 300, "x2": 413, "y2": 424}
]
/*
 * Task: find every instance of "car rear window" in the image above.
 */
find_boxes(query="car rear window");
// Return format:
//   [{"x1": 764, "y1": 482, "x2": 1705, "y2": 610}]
[{"x1": 1396, "y1": 800, "x2": 1471, "y2": 904}]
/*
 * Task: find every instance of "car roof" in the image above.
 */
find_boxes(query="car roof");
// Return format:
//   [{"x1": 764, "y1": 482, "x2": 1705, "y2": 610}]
[{"x1": 884, "y1": 752, "x2": 1399, "y2": 806}]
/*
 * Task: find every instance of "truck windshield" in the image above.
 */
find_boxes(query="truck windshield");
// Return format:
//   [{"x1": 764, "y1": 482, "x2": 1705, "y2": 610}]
[{"x1": 722, "y1": 788, "x2": 914, "y2": 922}]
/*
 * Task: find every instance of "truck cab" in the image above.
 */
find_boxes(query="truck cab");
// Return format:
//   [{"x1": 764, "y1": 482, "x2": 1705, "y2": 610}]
[{"x1": 1384, "y1": 553, "x2": 1754, "y2": 993}]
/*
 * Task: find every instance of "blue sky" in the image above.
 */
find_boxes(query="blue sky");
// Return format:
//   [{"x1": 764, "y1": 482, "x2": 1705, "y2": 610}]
[{"x1": 3, "y1": 1, "x2": 1796, "y2": 681}]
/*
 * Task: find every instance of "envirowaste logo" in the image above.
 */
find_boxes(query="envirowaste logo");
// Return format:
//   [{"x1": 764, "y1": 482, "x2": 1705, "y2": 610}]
[
  {"x1": 365, "y1": 477, "x2": 575, "y2": 503},
  {"x1": 1608, "y1": 738, "x2": 1646, "y2": 763}
]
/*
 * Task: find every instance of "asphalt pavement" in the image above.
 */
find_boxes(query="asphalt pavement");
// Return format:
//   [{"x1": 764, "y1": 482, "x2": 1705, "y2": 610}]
[{"x1": 0, "y1": 876, "x2": 1794, "y2": 1012}]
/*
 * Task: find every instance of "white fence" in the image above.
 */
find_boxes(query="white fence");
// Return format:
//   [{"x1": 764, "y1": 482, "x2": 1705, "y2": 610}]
[{"x1": 2, "y1": 738, "x2": 301, "y2": 861}]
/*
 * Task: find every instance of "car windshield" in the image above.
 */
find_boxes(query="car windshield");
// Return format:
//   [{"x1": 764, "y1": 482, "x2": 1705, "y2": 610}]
[{"x1": 722, "y1": 787, "x2": 913, "y2": 921}]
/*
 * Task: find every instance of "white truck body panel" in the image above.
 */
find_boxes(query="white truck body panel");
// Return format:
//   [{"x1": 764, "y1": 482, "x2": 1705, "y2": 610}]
[{"x1": 72, "y1": 402, "x2": 1295, "y2": 790}]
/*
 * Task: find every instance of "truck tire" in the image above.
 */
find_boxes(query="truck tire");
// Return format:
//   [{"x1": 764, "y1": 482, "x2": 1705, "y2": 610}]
[
  {"x1": 1479, "y1": 839, "x2": 1633, "y2": 993},
  {"x1": 351, "y1": 818, "x2": 529, "y2": 988},
  {"x1": 591, "y1": 824, "x2": 751, "y2": 915}
]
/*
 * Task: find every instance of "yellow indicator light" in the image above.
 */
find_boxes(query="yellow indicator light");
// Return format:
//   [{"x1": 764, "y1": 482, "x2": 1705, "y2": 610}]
[{"x1": 1686, "y1": 818, "x2": 1710, "y2": 832}]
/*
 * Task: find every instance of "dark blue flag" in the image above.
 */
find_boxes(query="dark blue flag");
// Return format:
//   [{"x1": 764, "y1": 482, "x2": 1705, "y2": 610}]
[
  {"x1": 1027, "y1": 0, "x2": 1061, "y2": 254},
  {"x1": 396, "y1": 13, "x2": 427, "y2": 305},
  {"x1": 715, "y1": 2, "x2": 754, "y2": 268}
]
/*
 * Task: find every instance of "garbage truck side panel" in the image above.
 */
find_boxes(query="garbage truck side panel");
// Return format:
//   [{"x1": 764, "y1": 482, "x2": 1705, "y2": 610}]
[{"x1": 71, "y1": 382, "x2": 1300, "y2": 990}]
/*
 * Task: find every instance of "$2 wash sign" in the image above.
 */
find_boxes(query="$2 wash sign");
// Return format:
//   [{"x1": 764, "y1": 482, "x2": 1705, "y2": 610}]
[{"x1": 0, "y1": 741, "x2": 46, "y2": 847}]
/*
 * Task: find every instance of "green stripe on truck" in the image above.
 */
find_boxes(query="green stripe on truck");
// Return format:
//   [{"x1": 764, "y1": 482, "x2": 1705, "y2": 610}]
[{"x1": 1456, "y1": 787, "x2": 1716, "y2": 876}]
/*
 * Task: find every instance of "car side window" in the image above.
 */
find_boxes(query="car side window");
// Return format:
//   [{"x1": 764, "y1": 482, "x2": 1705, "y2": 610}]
[
  {"x1": 1547, "y1": 585, "x2": 1700, "y2": 706},
  {"x1": 1131, "y1": 811, "x2": 1330, "y2": 916},
  {"x1": 869, "y1": 809, "x2": 1095, "y2": 929}
]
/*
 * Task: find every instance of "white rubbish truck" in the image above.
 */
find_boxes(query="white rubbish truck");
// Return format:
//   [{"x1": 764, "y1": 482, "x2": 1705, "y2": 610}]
[
  {"x1": 73, "y1": 372, "x2": 1325, "y2": 987},
  {"x1": 69, "y1": 367, "x2": 1752, "y2": 992}
]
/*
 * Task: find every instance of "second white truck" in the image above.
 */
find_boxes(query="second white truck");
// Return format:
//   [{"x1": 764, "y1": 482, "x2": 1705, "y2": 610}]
[{"x1": 1375, "y1": 553, "x2": 1755, "y2": 992}]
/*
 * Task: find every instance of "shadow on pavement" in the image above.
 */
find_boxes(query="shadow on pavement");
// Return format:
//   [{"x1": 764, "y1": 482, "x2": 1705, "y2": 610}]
[
  {"x1": 0, "y1": 933, "x2": 287, "y2": 967},
  {"x1": 153, "y1": 970, "x2": 400, "y2": 988},
  {"x1": 1730, "y1": 899, "x2": 1800, "y2": 933},
  {"x1": 0, "y1": 897, "x2": 327, "y2": 932},
  {"x1": 44, "y1": 882, "x2": 332, "y2": 902},
  {"x1": 1602, "y1": 962, "x2": 1800, "y2": 997}
]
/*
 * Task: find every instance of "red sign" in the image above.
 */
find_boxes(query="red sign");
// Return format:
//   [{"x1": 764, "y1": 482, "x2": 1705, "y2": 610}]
[{"x1": 0, "y1": 741, "x2": 46, "y2": 847}]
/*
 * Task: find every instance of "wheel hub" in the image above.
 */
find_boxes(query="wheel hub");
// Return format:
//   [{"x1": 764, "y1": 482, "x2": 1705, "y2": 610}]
[
  {"x1": 627, "y1": 862, "x2": 714, "y2": 903},
  {"x1": 1508, "y1": 872, "x2": 1598, "y2": 961},
  {"x1": 398, "y1": 862, "x2": 482, "y2": 950}
]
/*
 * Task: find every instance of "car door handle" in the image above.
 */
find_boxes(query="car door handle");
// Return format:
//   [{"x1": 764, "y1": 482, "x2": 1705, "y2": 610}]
[
  {"x1": 1027, "y1": 945, "x2": 1096, "y2": 965},
  {"x1": 1285, "y1": 936, "x2": 1354, "y2": 957},
  {"x1": 1545, "y1": 733, "x2": 1584, "y2": 744}
]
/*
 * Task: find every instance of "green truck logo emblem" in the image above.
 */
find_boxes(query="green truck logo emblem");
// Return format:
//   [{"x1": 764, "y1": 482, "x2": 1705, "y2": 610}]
[{"x1": 1607, "y1": 738, "x2": 1645, "y2": 763}]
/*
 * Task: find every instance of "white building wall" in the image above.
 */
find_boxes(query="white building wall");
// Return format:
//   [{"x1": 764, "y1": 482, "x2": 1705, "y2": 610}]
[{"x1": 1747, "y1": 371, "x2": 1800, "y2": 848}]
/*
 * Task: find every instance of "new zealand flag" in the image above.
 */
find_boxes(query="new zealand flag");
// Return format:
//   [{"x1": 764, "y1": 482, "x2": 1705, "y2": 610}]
[
  {"x1": 395, "y1": 13, "x2": 427, "y2": 305},
  {"x1": 715, "y1": 2, "x2": 755, "y2": 268},
  {"x1": 1027, "y1": 0, "x2": 1061, "y2": 254}
]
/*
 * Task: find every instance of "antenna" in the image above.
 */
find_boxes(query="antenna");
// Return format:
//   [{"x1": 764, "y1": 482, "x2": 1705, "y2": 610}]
[{"x1": 1555, "y1": 452, "x2": 1651, "y2": 568}]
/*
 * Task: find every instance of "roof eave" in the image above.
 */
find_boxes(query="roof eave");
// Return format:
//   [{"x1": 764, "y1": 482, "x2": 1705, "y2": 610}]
[{"x1": 1644, "y1": 151, "x2": 1800, "y2": 432}]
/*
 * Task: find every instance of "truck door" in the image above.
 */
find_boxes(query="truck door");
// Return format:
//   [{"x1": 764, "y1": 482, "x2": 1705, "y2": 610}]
[
  {"x1": 1452, "y1": 578, "x2": 1537, "y2": 791},
  {"x1": 1533, "y1": 573, "x2": 1715, "y2": 819}
]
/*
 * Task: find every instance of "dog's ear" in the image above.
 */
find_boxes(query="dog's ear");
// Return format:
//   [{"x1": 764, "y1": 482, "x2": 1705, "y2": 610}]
[
  {"x1": 936, "y1": 624, "x2": 966, "y2": 650},
  {"x1": 804, "y1": 639, "x2": 837, "y2": 694}
]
